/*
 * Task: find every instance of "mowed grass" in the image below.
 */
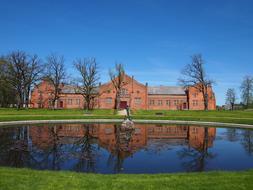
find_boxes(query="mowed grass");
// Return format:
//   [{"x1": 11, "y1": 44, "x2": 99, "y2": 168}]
[
  {"x1": 132, "y1": 109, "x2": 253, "y2": 125},
  {"x1": 0, "y1": 108, "x2": 122, "y2": 122},
  {"x1": 0, "y1": 108, "x2": 253, "y2": 125},
  {"x1": 0, "y1": 108, "x2": 115, "y2": 115},
  {"x1": 0, "y1": 167, "x2": 253, "y2": 190}
]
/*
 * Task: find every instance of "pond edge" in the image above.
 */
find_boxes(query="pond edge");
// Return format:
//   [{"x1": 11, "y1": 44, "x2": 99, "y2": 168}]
[{"x1": 0, "y1": 119, "x2": 253, "y2": 129}]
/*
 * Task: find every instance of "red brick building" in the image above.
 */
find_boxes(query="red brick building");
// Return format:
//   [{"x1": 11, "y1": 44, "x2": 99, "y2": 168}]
[{"x1": 31, "y1": 73, "x2": 216, "y2": 110}]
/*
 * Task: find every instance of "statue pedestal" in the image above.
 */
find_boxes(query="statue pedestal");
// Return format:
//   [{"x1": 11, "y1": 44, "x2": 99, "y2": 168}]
[{"x1": 121, "y1": 118, "x2": 134, "y2": 130}]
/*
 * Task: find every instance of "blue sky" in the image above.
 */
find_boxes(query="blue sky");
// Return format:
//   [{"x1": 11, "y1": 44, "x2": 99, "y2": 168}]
[{"x1": 1, "y1": 0, "x2": 253, "y2": 105}]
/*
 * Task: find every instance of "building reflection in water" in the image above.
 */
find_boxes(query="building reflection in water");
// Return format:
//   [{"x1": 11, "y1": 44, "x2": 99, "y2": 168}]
[{"x1": 0, "y1": 124, "x2": 217, "y2": 173}]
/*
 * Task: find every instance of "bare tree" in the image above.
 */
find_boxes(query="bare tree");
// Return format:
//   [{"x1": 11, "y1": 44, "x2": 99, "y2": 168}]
[
  {"x1": 45, "y1": 54, "x2": 66, "y2": 109},
  {"x1": 179, "y1": 54, "x2": 214, "y2": 110},
  {"x1": 240, "y1": 76, "x2": 253, "y2": 109},
  {"x1": 23, "y1": 55, "x2": 44, "y2": 108},
  {"x1": 225, "y1": 88, "x2": 237, "y2": 110},
  {"x1": 4, "y1": 51, "x2": 44, "y2": 109},
  {"x1": 109, "y1": 63, "x2": 125, "y2": 110},
  {"x1": 6, "y1": 51, "x2": 28, "y2": 109},
  {"x1": 0, "y1": 57, "x2": 16, "y2": 107},
  {"x1": 73, "y1": 58, "x2": 99, "y2": 111}
]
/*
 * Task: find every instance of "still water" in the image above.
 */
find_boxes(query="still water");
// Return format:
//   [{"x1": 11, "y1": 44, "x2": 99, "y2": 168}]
[{"x1": 0, "y1": 123, "x2": 253, "y2": 174}]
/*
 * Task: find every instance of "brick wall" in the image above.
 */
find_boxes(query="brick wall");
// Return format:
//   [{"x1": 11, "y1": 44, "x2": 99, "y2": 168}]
[
  {"x1": 98, "y1": 74, "x2": 147, "y2": 110},
  {"x1": 187, "y1": 86, "x2": 216, "y2": 110},
  {"x1": 30, "y1": 80, "x2": 55, "y2": 108},
  {"x1": 147, "y1": 95, "x2": 188, "y2": 110},
  {"x1": 31, "y1": 74, "x2": 216, "y2": 110}
]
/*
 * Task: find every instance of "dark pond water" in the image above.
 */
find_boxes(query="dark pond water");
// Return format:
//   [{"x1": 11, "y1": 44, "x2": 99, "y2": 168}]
[{"x1": 0, "y1": 123, "x2": 253, "y2": 174}]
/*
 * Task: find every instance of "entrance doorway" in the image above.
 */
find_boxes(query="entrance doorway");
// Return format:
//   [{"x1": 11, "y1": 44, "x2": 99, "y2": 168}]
[
  {"x1": 59, "y1": 101, "x2": 64, "y2": 108},
  {"x1": 119, "y1": 101, "x2": 127, "y2": 109},
  {"x1": 183, "y1": 103, "x2": 187, "y2": 110}
]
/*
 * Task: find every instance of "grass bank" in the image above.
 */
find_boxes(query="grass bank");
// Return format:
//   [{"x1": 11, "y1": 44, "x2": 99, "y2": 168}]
[
  {"x1": 0, "y1": 167, "x2": 253, "y2": 190},
  {"x1": 0, "y1": 108, "x2": 253, "y2": 125}
]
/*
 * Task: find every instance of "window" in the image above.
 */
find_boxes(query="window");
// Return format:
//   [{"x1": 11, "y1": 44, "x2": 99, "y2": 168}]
[
  {"x1": 135, "y1": 97, "x2": 141, "y2": 104},
  {"x1": 149, "y1": 100, "x2": 155, "y2": 105},
  {"x1": 135, "y1": 128, "x2": 141, "y2": 134},
  {"x1": 193, "y1": 100, "x2": 198, "y2": 106},
  {"x1": 105, "y1": 128, "x2": 113, "y2": 134},
  {"x1": 105, "y1": 97, "x2": 112, "y2": 104},
  {"x1": 192, "y1": 127, "x2": 198, "y2": 134},
  {"x1": 76, "y1": 99, "x2": 80, "y2": 105},
  {"x1": 120, "y1": 88, "x2": 128, "y2": 96},
  {"x1": 136, "y1": 90, "x2": 140, "y2": 94},
  {"x1": 158, "y1": 100, "x2": 162, "y2": 105},
  {"x1": 174, "y1": 100, "x2": 179, "y2": 106},
  {"x1": 166, "y1": 100, "x2": 170, "y2": 106},
  {"x1": 68, "y1": 99, "x2": 72, "y2": 105}
]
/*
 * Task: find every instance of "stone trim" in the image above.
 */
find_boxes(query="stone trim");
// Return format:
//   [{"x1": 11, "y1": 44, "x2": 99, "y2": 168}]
[{"x1": 0, "y1": 119, "x2": 253, "y2": 129}]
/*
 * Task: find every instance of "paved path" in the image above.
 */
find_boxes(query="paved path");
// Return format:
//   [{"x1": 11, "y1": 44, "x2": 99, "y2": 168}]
[{"x1": 117, "y1": 110, "x2": 127, "y2": 116}]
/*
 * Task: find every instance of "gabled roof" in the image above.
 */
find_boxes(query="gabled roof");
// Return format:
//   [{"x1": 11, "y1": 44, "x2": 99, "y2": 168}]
[
  {"x1": 100, "y1": 73, "x2": 146, "y2": 88},
  {"x1": 148, "y1": 86, "x2": 186, "y2": 95}
]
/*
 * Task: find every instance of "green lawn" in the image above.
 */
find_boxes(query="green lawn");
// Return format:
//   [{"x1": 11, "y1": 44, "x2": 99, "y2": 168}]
[
  {"x1": 0, "y1": 108, "x2": 253, "y2": 125},
  {"x1": 0, "y1": 167, "x2": 252, "y2": 190}
]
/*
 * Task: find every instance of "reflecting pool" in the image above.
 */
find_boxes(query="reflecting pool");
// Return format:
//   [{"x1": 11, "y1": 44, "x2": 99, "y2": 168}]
[{"x1": 0, "y1": 123, "x2": 253, "y2": 174}]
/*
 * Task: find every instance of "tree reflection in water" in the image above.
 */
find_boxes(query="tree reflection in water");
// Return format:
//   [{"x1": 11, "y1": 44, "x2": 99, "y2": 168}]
[
  {"x1": 226, "y1": 128, "x2": 240, "y2": 142},
  {"x1": 106, "y1": 124, "x2": 134, "y2": 173},
  {"x1": 241, "y1": 130, "x2": 253, "y2": 155},
  {"x1": 177, "y1": 127, "x2": 216, "y2": 172},
  {"x1": 0, "y1": 126, "x2": 31, "y2": 167},
  {"x1": 28, "y1": 125, "x2": 66, "y2": 170},
  {"x1": 225, "y1": 128, "x2": 253, "y2": 155},
  {"x1": 48, "y1": 126, "x2": 64, "y2": 170},
  {"x1": 71, "y1": 124, "x2": 98, "y2": 173}
]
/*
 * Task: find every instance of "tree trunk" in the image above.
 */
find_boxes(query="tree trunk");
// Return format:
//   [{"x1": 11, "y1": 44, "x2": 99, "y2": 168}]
[
  {"x1": 202, "y1": 85, "x2": 209, "y2": 111},
  {"x1": 25, "y1": 86, "x2": 30, "y2": 108},
  {"x1": 54, "y1": 99, "x2": 58, "y2": 109},
  {"x1": 86, "y1": 96, "x2": 90, "y2": 112},
  {"x1": 114, "y1": 97, "x2": 117, "y2": 110},
  {"x1": 17, "y1": 90, "x2": 24, "y2": 109},
  {"x1": 114, "y1": 92, "x2": 119, "y2": 110},
  {"x1": 202, "y1": 91, "x2": 208, "y2": 111},
  {"x1": 204, "y1": 93, "x2": 208, "y2": 110}
]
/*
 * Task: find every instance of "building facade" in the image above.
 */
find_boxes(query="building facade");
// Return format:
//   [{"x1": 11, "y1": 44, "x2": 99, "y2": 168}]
[{"x1": 31, "y1": 74, "x2": 216, "y2": 110}]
